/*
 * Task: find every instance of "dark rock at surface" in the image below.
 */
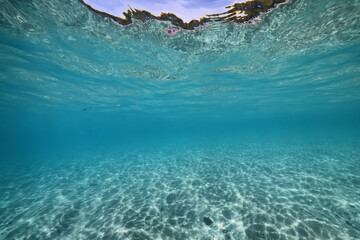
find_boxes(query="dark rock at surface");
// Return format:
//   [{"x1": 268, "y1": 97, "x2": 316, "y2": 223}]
[{"x1": 78, "y1": 0, "x2": 288, "y2": 30}]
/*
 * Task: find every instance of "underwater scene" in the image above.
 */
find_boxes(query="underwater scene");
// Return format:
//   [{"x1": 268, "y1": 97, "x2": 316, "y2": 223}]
[{"x1": 1, "y1": 0, "x2": 360, "y2": 239}]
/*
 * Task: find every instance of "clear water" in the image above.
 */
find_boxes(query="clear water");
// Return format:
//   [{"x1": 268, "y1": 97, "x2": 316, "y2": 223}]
[{"x1": 0, "y1": 0, "x2": 360, "y2": 239}]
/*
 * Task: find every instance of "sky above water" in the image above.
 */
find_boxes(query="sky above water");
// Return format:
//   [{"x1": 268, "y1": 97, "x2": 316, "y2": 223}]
[{"x1": 84, "y1": 0, "x2": 246, "y2": 22}]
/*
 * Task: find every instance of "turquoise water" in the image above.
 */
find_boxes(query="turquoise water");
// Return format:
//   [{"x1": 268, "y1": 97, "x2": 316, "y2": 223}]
[{"x1": 1, "y1": 0, "x2": 360, "y2": 239}]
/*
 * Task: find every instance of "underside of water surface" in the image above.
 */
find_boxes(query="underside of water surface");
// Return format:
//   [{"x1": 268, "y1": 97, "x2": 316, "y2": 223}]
[{"x1": 0, "y1": 0, "x2": 360, "y2": 239}]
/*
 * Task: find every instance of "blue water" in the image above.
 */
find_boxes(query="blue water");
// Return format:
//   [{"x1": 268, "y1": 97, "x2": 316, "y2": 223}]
[{"x1": 1, "y1": 0, "x2": 360, "y2": 239}]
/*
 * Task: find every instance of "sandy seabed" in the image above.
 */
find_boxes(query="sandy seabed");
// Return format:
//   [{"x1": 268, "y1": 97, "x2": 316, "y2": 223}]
[{"x1": 1, "y1": 143, "x2": 359, "y2": 239}]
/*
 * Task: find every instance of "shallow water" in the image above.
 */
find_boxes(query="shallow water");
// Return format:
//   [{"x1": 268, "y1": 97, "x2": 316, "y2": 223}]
[
  {"x1": 1, "y1": 0, "x2": 360, "y2": 239},
  {"x1": 1, "y1": 143, "x2": 360, "y2": 239}
]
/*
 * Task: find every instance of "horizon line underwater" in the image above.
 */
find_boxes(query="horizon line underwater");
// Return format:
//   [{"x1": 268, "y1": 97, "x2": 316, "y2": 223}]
[{"x1": 0, "y1": 0, "x2": 360, "y2": 239}]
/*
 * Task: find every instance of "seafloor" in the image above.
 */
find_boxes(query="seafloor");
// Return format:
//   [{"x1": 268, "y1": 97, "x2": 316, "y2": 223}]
[{"x1": 0, "y1": 143, "x2": 359, "y2": 240}]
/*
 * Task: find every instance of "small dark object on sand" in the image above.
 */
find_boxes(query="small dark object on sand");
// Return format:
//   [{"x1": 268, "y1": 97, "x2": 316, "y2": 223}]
[{"x1": 203, "y1": 216, "x2": 213, "y2": 226}]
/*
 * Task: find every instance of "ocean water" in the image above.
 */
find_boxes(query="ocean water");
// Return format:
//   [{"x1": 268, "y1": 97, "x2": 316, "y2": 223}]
[{"x1": 1, "y1": 0, "x2": 360, "y2": 239}]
